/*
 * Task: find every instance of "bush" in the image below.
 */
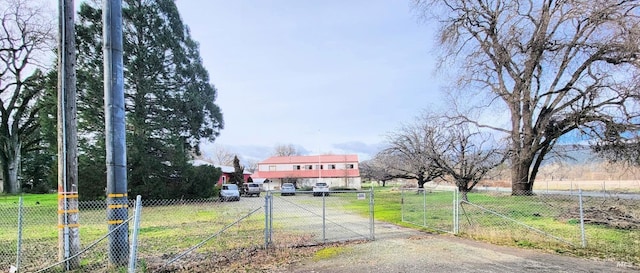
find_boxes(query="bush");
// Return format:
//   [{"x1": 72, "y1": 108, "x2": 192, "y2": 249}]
[{"x1": 178, "y1": 165, "x2": 221, "y2": 199}]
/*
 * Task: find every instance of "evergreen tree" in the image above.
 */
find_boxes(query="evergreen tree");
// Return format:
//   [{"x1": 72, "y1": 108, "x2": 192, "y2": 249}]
[
  {"x1": 75, "y1": 0, "x2": 224, "y2": 199},
  {"x1": 230, "y1": 155, "x2": 245, "y2": 189},
  {"x1": 22, "y1": 70, "x2": 58, "y2": 194}
]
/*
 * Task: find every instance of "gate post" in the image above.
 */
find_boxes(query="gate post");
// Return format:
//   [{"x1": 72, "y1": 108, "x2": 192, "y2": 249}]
[
  {"x1": 369, "y1": 187, "x2": 375, "y2": 240},
  {"x1": 264, "y1": 192, "x2": 272, "y2": 248},
  {"x1": 579, "y1": 189, "x2": 586, "y2": 247}
]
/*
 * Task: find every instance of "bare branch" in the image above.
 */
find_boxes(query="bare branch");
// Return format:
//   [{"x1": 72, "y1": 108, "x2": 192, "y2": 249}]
[{"x1": 415, "y1": 0, "x2": 640, "y2": 195}]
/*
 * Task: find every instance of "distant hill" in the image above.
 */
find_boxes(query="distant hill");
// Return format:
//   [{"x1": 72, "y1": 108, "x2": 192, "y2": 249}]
[{"x1": 546, "y1": 144, "x2": 601, "y2": 165}]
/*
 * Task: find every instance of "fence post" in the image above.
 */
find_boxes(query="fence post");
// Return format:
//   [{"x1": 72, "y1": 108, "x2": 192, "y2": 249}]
[
  {"x1": 422, "y1": 188, "x2": 427, "y2": 227},
  {"x1": 322, "y1": 192, "x2": 326, "y2": 242},
  {"x1": 570, "y1": 181, "x2": 573, "y2": 195},
  {"x1": 264, "y1": 192, "x2": 271, "y2": 248},
  {"x1": 369, "y1": 187, "x2": 375, "y2": 240},
  {"x1": 453, "y1": 188, "x2": 458, "y2": 234},
  {"x1": 269, "y1": 192, "x2": 273, "y2": 245},
  {"x1": 128, "y1": 195, "x2": 142, "y2": 273},
  {"x1": 578, "y1": 189, "x2": 586, "y2": 247},
  {"x1": 401, "y1": 188, "x2": 404, "y2": 222},
  {"x1": 15, "y1": 196, "x2": 24, "y2": 271}
]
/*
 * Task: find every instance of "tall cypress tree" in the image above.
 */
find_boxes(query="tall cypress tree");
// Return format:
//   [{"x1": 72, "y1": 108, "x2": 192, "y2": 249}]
[
  {"x1": 230, "y1": 155, "x2": 245, "y2": 192},
  {"x1": 75, "y1": 0, "x2": 224, "y2": 199}
]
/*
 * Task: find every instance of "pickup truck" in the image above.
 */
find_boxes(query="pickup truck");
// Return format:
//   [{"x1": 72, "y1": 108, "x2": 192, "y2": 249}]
[{"x1": 312, "y1": 182, "x2": 329, "y2": 196}]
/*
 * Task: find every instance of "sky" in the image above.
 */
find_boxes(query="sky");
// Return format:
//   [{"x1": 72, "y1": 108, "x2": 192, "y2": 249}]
[
  {"x1": 171, "y1": 0, "x2": 443, "y2": 162},
  {"x1": 59, "y1": 0, "x2": 443, "y2": 162}
]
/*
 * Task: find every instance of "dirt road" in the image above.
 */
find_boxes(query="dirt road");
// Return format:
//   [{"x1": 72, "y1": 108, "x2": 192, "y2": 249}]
[{"x1": 283, "y1": 223, "x2": 637, "y2": 273}]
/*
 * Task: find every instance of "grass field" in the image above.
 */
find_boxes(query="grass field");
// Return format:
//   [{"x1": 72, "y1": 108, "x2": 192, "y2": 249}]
[
  {"x1": 357, "y1": 183, "x2": 639, "y2": 265},
  {"x1": 0, "y1": 195, "x2": 268, "y2": 272}
]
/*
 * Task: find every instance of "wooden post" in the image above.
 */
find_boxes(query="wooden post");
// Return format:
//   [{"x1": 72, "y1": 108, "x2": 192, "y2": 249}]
[{"x1": 57, "y1": 0, "x2": 80, "y2": 270}]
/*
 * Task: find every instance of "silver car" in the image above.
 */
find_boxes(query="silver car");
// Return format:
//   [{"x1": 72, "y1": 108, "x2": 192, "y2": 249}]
[
  {"x1": 281, "y1": 183, "x2": 296, "y2": 196},
  {"x1": 219, "y1": 184, "x2": 240, "y2": 201}
]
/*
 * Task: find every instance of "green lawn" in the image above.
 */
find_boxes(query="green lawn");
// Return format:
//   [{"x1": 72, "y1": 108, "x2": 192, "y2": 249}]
[
  {"x1": 0, "y1": 193, "x2": 58, "y2": 206},
  {"x1": 348, "y1": 184, "x2": 639, "y2": 265},
  {"x1": 0, "y1": 194, "x2": 267, "y2": 271}
]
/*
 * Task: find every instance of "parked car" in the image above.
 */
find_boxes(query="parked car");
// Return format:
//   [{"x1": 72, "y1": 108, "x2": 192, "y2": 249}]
[
  {"x1": 312, "y1": 182, "x2": 329, "y2": 196},
  {"x1": 281, "y1": 183, "x2": 296, "y2": 196},
  {"x1": 219, "y1": 184, "x2": 240, "y2": 201},
  {"x1": 241, "y1": 183, "x2": 261, "y2": 197}
]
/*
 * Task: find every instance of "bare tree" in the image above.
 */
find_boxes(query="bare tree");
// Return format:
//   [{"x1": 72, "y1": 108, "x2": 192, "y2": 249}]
[
  {"x1": 359, "y1": 153, "x2": 396, "y2": 187},
  {"x1": 424, "y1": 116, "x2": 507, "y2": 201},
  {"x1": 243, "y1": 158, "x2": 258, "y2": 173},
  {"x1": 382, "y1": 121, "x2": 443, "y2": 188},
  {"x1": 594, "y1": 140, "x2": 640, "y2": 166},
  {"x1": 0, "y1": 0, "x2": 54, "y2": 193},
  {"x1": 414, "y1": 0, "x2": 640, "y2": 195},
  {"x1": 210, "y1": 144, "x2": 235, "y2": 166},
  {"x1": 272, "y1": 143, "x2": 301, "y2": 156}
]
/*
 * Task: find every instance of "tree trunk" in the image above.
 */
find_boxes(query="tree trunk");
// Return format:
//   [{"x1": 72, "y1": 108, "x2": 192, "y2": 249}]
[
  {"x1": 4, "y1": 139, "x2": 21, "y2": 194},
  {"x1": 0, "y1": 161, "x2": 5, "y2": 193},
  {"x1": 417, "y1": 172, "x2": 426, "y2": 188},
  {"x1": 8, "y1": 154, "x2": 20, "y2": 194},
  {"x1": 511, "y1": 160, "x2": 534, "y2": 195},
  {"x1": 459, "y1": 185, "x2": 469, "y2": 202},
  {"x1": 0, "y1": 132, "x2": 22, "y2": 193}
]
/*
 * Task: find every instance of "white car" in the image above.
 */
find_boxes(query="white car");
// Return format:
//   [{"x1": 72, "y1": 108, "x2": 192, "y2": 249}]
[
  {"x1": 312, "y1": 182, "x2": 329, "y2": 196},
  {"x1": 219, "y1": 184, "x2": 240, "y2": 201}
]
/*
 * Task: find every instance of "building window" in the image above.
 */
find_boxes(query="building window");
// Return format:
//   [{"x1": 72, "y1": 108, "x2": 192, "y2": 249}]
[
  {"x1": 316, "y1": 165, "x2": 324, "y2": 170},
  {"x1": 328, "y1": 164, "x2": 336, "y2": 169},
  {"x1": 346, "y1": 164, "x2": 354, "y2": 169},
  {"x1": 269, "y1": 165, "x2": 276, "y2": 171},
  {"x1": 222, "y1": 176, "x2": 226, "y2": 183},
  {"x1": 294, "y1": 165, "x2": 301, "y2": 170},
  {"x1": 305, "y1": 165, "x2": 313, "y2": 170}
]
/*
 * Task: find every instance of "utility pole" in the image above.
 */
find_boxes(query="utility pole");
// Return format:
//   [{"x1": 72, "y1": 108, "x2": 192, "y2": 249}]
[
  {"x1": 57, "y1": 0, "x2": 80, "y2": 270},
  {"x1": 104, "y1": 0, "x2": 129, "y2": 266}
]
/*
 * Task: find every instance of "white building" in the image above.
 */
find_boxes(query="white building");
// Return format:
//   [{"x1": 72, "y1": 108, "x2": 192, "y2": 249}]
[{"x1": 253, "y1": 154, "x2": 361, "y2": 189}]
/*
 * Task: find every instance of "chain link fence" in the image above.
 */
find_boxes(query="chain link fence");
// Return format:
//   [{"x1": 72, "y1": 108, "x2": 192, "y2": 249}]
[
  {"x1": 401, "y1": 187, "x2": 458, "y2": 234},
  {"x1": 401, "y1": 187, "x2": 640, "y2": 264},
  {"x1": 1, "y1": 189, "x2": 374, "y2": 272},
  {"x1": 579, "y1": 193, "x2": 640, "y2": 263},
  {"x1": 267, "y1": 190, "x2": 374, "y2": 247}
]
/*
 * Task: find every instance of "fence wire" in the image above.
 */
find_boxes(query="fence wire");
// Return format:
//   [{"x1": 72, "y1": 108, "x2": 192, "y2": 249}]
[
  {"x1": 268, "y1": 190, "x2": 374, "y2": 247},
  {"x1": 1, "y1": 190, "x2": 374, "y2": 272},
  {"x1": 400, "y1": 187, "x2": 640, "y2": 264},
  {"x1": 401, "y1": 187, "x2": 458, "y2": 234}
]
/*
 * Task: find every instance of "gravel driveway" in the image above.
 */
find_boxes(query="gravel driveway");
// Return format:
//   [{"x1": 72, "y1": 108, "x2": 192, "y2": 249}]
[{"x1": 282, "y1": 223, "x2": 637, "y2": 273}]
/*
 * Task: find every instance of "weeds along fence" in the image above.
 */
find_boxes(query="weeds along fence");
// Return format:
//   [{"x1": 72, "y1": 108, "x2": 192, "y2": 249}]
[
  {"x1": 0, "y1": 189, "x2": 374, "y2": 272},
  {"x1": 401, "y1": 187, "x2": 640, "y2": 264}
]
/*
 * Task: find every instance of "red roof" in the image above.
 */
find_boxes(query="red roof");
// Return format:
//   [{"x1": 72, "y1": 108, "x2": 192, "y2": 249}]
[
  {"x1": 260, "y1": 154, "x2": 359, "y2": 164},
  {"x1": 253, "y1": 169, "x2": 360, "y2": 179}
]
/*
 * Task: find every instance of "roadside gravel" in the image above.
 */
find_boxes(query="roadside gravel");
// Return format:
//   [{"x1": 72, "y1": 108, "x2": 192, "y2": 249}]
[{"x1": 282, "y1": 223, "x2": 637, "y2": 273}]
